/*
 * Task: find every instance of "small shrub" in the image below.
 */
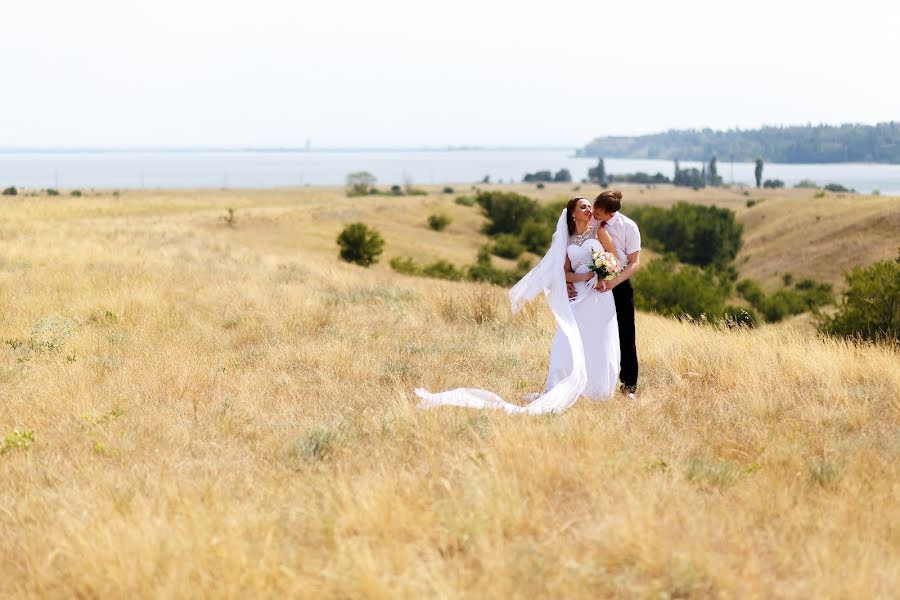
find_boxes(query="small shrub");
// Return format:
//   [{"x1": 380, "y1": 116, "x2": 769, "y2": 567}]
[
  {"x1": 746, "y1": 199, "x2": 757, "y2": 208},
  {"x1": 808, "y1": 458, "x2": 843, "y2": 488},
  {"x1": 824, "y1": 183, "x2": 851, "y2": 193},
  {"x1": 491, "y1": 234, "x2": 525, "y2": 259},
  {"x1": 390, "y1": 184, "x2": 403, "y2": 196},
  {"x1": 793, "y1": 179, "x2": 818, "y2": 189},
  {"x1": 536, "y1": 183, "x2": 545, "y2": 189},
  {"x1": 813, "y1": 190, "x2": 827, "y2": 198},
  {"x1": 762, "y1": 179, "x2": 784, "y2": 189},
  {"x1": 442, "y1": 186, "x2": 454, "y2": 194},
  {"x1": 723, "y1": 305, "x2": 757, "y2": 327},
  {"x1": 454, "y1": 195, "x2": 475, "y2": 206},
  {"x1": 46, "y1": 189, "x2": 60, "y2": 196},
  {"x1": 427, "y1": 213, "x2": 451, "y2": 231},
  {"x1": 223, "y1": 207, "x2": 236, "y2": 227},
  {"x1": 297, "y1": 426, "x2": 337, "y2": 462},
  {"x1": 389, "y1": 256, "x2": 421, "y2": 275},
  {"x1": 422, "y1": 260, "x2": 465, "y2": 281},
  {"x1": 336, "y1": 223, "x2": 385, "y2": 267},
  {"x1": 467, "y1": 248, "x2": 530, "y2": 286},
  {"x1": 2, "y1": 186, "x2": 17, "y2": 196},
  {"x1": 1, "y1": 429, "x2": 35, "y2": 454},
  {"x1": 70, "y1": 190, "x2": 82, "y2": 197},
  {"x1": 684, "y1": 456, "x2": 741, "y2": 489}
]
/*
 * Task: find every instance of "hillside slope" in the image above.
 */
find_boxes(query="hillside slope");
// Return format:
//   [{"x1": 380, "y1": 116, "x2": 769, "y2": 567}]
[{"x1": 0, "y1": 189, "x2": 897, "y2": 597}]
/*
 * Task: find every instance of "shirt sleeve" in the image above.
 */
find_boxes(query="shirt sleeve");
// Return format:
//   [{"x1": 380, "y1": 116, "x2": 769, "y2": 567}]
[{"x1": 625, "y1": 221, "x2": 641, "y2": 255}]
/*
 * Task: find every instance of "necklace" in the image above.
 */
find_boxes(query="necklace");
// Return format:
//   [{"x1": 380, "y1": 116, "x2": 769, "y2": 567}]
[{"x1": 569, "y1": 223, "x2": 598, "y2": 246}]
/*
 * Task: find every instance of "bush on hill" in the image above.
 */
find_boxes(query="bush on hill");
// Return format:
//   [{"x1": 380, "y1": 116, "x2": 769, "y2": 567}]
[
  {"x1": 427, "y1": 213, "x2": 451, "y2": 231},
  {"x1": 336, "y1": 223, "x2": 384, "y2": 267},
  {"x1": 423, "y1": 260, "x2": 465, "y2": 281},
  {"x1": 818, "y1": 252, "x2": 899, "y2": 341},
  {"x1": 628, "y1": 202, "x2": 743, "y2": 269},
  {"x1": 475, "y1": 191, "x2": 540, "y2": 236},
  {"x1": 736, "y1": 277, "x2": 834, "y2": 323},
  {"x1": 491, "y1": 234, "x2": 525, "y2": 259},
  {"x1": 2, "y1": 186, "x2": 17, "y2": 196},
  {"x1": 633, "y1": 257, "x2": 732, "y2": 319}
]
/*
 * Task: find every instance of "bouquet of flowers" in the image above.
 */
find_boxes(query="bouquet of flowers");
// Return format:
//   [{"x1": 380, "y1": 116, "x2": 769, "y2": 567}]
[{"x1": 589, "y1": 248, "x2": 623, "y2": 281}]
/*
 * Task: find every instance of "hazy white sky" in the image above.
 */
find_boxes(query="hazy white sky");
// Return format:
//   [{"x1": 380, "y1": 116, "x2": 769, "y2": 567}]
[{"x1": 1, "y1": 0, "x2": 896, "y2": 148}]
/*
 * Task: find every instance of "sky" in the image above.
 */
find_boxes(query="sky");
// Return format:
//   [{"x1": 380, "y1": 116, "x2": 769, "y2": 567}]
[{"x1": 1, "y1": 0, "x2": 897, "y2": 148}]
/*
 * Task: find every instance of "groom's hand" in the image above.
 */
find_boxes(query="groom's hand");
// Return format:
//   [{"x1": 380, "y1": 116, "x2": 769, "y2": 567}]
[{"x1": 567, "y1": 282, "x2": 576, "y2": 299}]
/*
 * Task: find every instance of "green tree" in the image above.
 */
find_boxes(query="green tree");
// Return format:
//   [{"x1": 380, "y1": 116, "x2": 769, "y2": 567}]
[
  {"x1": 818, "y1": 252, "x2": 899, "y2": 341},
  {"x1": 587, "y1": 158, "x2": 607, "y2": 186},
  {"x1": 523, "y1": 170, "x2": 553, "y2": 183},
  {"x1": 2, "y1": 186, "x2": 18, "y2": 196},
  {"x1": 475, "y1": 191, "x2": 540, "y2": 236},
  {"x1": 628, "y1": 203, "x2": 742, "y2": 268},
  {"x1": 708, "y1": 156, "x2": 722, "y2": 185},
  {"x1": 553, "y1": 168, "x2": 572, "y2": 183},
  {"x1": 346, "y1": 172, "x2": 377, "y2": 196},
  {"x1": 754, "y1": 158, "x2": 763, "y2": 188},
  {"x1": 336, "y1": 223, "x2": 385, "y2": 267}
]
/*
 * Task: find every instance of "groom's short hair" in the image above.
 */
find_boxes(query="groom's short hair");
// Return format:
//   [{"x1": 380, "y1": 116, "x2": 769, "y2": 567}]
[{"x1": 593, "y1": 189, "x2": 623, "y2": 213}]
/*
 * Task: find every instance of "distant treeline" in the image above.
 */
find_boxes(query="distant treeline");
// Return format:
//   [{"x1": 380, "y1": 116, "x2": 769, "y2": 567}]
[{"x1": 577, "y1": 122, "x2": 900, "y2": 164}]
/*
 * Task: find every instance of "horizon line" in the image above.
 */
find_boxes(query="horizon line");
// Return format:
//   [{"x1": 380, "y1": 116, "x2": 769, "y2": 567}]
[{"x1": 0, "y1": 144, "x2": 582, "y2": 154}]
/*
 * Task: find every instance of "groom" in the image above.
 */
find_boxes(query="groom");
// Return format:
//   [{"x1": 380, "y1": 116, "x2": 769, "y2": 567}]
[{"x1": 568, "y1": 190, "x2": 642, "y2": 398}]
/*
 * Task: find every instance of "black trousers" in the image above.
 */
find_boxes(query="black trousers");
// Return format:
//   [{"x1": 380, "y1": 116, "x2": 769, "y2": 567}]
[{"x1": 612, "y1": 280, "x2": 638, "y2": 391}]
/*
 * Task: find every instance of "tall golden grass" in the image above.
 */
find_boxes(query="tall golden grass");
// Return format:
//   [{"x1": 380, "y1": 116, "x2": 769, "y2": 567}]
[{"x1": 1, "y1": 188, "x2": 898, "y2": 598}]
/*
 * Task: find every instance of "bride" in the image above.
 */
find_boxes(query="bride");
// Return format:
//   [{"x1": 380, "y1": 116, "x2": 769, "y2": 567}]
[{"x1": 414, "y1": 197, "x2": 620, "y2": 414}]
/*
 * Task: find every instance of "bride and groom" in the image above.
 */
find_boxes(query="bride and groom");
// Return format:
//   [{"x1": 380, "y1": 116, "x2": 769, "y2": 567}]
[{"x1": 415, "y1": 189, "x2": 642, "y2": 414}]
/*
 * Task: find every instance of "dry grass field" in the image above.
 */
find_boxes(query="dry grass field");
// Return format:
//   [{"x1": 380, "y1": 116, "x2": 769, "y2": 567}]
[{"x1": 1, "y1": 186, "x2": 898, "y2": 598}]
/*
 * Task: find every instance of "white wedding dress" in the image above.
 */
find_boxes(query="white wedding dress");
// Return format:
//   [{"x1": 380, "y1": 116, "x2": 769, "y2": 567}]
[
  {"x1": 545, "y1": 226, "x2": 620, "y2": 399},
  {"x1": 414, "y1": 209, "x2": 617, "y2": 414}
]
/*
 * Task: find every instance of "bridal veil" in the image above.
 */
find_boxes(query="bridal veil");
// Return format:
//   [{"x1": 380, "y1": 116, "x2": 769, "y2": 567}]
[{"x1": 414, "y1": 208, "x2": 586, "y2": 414}]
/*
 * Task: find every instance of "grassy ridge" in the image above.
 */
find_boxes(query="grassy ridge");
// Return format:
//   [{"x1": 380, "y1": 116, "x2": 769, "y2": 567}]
[{"x1": 1, "y1": 188, "x2": 898, "y2": 597}]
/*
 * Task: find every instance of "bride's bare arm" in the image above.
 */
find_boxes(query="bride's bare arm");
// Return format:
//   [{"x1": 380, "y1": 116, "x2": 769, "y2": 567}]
[{"x1": 564, "y1": 255, "x2": 592, "y2": 282}]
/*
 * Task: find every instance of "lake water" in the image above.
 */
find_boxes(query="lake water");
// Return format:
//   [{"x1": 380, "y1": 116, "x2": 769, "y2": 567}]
[{"x1": 2, "y1": 149, "x2": 899, "y2": 195}]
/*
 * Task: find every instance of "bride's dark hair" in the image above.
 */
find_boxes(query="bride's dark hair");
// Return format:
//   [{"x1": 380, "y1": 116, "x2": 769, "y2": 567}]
[{"x1": 566, "y1": 197, "x2": 587, "y2": 236}]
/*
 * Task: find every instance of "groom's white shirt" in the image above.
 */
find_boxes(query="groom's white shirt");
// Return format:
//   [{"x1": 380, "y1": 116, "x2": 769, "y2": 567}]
[{"x1": 591, "y1": 213, "x2": 641, "y2": 266}]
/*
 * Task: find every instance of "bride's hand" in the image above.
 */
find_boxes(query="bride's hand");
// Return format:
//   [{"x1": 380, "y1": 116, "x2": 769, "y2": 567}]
[{"x1": 597, "y1": 280, "x2": 608, "y2": 292}]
